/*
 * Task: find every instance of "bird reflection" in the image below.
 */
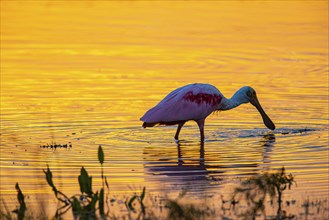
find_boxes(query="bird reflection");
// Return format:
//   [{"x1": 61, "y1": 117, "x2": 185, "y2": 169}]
[
  {"x1": 143, "y1": 133, "x2": 276, "y2": 193},
  {"x1": 176, "y1": 141, "x2": 204, "y2": 167},
  {"x1": 144, "y1": 141, "x2": 222, "y2": 195},
  {"x1": 146, "y1": 141, "x2": 211, "y2": 180}
]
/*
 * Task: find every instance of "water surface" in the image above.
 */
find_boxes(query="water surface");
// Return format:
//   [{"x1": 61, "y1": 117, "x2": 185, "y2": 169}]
[{"x1": 1, "y1": 1, "x2": 328, "y2": 218}]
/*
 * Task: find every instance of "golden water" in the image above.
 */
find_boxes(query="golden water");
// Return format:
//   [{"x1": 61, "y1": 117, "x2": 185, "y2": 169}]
[{"x1": 1, "y1": 1, "x2": 328, "y2": 218}]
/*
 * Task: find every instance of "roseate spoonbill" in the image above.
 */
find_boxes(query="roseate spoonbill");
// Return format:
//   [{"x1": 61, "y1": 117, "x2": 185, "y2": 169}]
[{"x1": 140, "y1": 83, "x2": 275, "y2": 141}]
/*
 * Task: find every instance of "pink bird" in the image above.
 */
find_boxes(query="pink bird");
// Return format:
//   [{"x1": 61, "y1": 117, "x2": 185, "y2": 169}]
[{"x1": 141, "y1": 83, "x2": 275, "y2": 141}]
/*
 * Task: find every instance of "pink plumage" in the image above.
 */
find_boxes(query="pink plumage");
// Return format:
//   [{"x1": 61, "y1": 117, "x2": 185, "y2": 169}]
[
  {"x1": 141, "y1": 83, "x2": 222, "y2": 125},
  {"x1": 140, "y1": 83, "x2": 223, "y2": 140},
  {"x1": 141, "y1": 83, "x2": 275, "y2": 141}
]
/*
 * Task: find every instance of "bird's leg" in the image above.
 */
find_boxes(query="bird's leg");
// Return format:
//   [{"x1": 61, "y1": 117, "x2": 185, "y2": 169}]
[
  {"x1": 175, "y1": 122, "x2": 185, "y2": 140},
  {"x1": 196, "y1": 119, "x2": 205, "y2": 141}
]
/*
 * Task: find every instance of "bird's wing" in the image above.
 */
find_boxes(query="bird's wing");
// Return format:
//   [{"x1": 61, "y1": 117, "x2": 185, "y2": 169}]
[{"x1": 140, "y1": 84, "x2": 222, "y2": 124}]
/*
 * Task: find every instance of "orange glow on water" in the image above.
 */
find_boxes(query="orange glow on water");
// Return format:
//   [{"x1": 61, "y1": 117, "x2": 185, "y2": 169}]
[{"x1": 1, "y1": 1, "x2": 328, "y2": 218}]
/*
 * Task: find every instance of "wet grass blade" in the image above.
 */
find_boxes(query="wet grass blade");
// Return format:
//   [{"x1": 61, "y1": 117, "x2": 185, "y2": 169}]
[
  {"x1": 140, "y1": 187, "x2": 146, "y2": 202},
  {"x1": 127, "y1": 195, "x2": 137, "y2": 211},
  {"x1": 43, "y1": 166, "x2": 58, "y2": 196},
  {"x1": 78, "y1": 167, "x2": 93, "y2": 196},
  {"x1": 13, "y1": 183, "x2": 26, "y2": 220},
  {"x1": 99, "y1": 188, "x2": 104, "y2": 215}
]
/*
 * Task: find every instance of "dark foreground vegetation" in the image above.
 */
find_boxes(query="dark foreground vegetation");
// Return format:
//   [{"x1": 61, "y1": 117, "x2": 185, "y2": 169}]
[{"x1": 1, "y1": 146, "x2": 327, "y2": 220}]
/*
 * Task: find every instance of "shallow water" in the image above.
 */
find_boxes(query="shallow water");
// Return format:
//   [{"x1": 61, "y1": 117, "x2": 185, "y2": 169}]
[{"x1": 1, "y1": 1, "x2": 328, "y2": 218}]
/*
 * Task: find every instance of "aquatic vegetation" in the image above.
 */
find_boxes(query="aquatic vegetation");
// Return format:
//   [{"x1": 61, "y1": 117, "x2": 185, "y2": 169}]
[
  {"x1": 1, "y1": 184, "x2": 48, "y2": 220},
  {"x1": 124, "y1": 187, "x2": 147, "y2": 220},
  {"x1": 39, "y1": 143, "x2": 72, "y2": 150},
  {"x1": 164, "y1": 192, "x2": 214, "y2": 220},
  {"x1": 3, "y1": 148, "x2": 328, "y2": 220},
  {"x1": 43, "y1": 145, "x2": 109, "y2": 219},
  {"x1": 12, "y1": 183, "x2": 26, "y2": 220},
  {"x1": 233, "y1": 167, "x2": 295, "y2": 219}
]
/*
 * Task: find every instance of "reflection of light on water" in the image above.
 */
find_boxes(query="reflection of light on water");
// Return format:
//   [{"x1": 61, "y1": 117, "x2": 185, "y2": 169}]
[
  {"x1": 1, "y1": 0, "x2": 328, "y2": 217},
  {"x1": 260, "y1": 133, "x2": 276, "y2": 167},
  {"x1": 144, "y1": 142, "x2": 211, "y2": 195},
  {"x1": 142, "y1": 138, "x2": 272, "y2": 196}
]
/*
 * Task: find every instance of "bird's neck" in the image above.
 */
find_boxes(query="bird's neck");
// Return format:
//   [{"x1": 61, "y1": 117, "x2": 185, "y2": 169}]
[{"x1": 217, "y1": 92, "x2": 247, "y2": 111}]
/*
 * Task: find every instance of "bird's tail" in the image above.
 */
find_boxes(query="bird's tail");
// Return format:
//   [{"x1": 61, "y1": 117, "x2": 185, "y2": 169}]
[{"x1": 142, "y1": 122, "x2": 157, "y2": 128}]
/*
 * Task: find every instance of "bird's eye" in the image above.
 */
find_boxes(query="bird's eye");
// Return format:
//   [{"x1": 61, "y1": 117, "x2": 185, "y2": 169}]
[{"x1": 247, "y1": 91, "x2": 252, "y2": 97}]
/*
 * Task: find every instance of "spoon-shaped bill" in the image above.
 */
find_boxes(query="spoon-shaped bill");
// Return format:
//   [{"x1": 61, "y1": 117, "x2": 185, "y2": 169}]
[{"x1": 250, "y1": 97, "x2": 275, "y2": 130}]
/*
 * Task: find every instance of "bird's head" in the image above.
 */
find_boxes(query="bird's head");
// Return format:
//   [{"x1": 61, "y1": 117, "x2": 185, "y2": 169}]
[{"x1": 237, "y1": 86, "x2": 276, "y2": 130}]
